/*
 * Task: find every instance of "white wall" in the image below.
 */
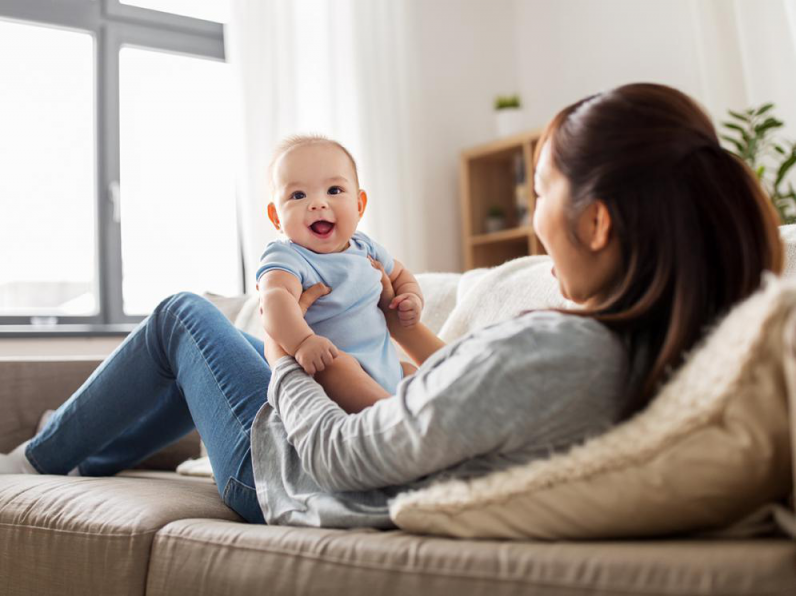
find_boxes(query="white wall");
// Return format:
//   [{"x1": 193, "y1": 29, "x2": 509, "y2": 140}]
[
  {"x1": 403, "y1": 0, "x2": 518, "y2": 273},
  {"x1": 512, "y1": 0, "x2": 704, "y2": 127}
]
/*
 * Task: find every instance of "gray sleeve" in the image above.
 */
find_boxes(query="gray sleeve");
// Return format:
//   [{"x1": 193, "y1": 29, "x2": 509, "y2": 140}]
[{"x1": 267, "y1": 312, "x2": 628, "y2": 493}]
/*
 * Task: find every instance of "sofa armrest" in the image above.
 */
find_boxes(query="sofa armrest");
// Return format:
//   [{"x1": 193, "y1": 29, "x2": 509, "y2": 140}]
[{"x1": 0, "y1": 357, "x2": 200, "y2": 471}]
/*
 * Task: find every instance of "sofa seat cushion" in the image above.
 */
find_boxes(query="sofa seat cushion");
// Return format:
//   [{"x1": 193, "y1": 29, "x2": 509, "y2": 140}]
[
  {"x1": 145, "y1": 518, "x2": 796, "y2": 596},
  {"x1": 0, "y1": 471, "x2": 242, "y2": 596}
]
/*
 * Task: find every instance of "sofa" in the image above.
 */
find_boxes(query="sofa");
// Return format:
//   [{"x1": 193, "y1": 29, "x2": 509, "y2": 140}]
[{"x1": 2, "y1": 229, "x2": 796, "y2": 596}]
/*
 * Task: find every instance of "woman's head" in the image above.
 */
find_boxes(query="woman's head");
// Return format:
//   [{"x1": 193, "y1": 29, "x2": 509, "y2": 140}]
[{"x1": 533, "y1": 82, "x2": 784, "y2": 416}]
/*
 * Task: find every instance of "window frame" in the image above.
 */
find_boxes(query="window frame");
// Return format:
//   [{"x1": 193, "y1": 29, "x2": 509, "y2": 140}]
[{"x1": 0, "y1": 0, "x2": 239, "y2": 335}]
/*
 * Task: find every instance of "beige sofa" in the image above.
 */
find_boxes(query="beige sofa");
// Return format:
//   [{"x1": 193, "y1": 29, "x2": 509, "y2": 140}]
[{"x1": 3, "y1": 232, "x2": 796, "y2": 595}]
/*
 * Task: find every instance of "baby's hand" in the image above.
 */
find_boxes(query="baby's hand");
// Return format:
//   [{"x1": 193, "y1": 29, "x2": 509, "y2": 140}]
[
  {"x1": 294, "y1": 334, "x2": 339, "y2": 375},
  {"x1": 389, "y1": 292, "x2": 422, "y2": 328}
]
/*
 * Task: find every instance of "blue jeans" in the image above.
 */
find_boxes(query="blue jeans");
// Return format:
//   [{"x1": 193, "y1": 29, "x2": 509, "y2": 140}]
[{"x1": 25, "y1": 292, "x2": 269, "y2": 525}]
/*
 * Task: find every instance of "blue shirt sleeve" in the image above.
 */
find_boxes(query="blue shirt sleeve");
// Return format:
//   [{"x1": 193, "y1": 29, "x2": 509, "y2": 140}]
[
  {"x1": 255, "y1": 241, "x2": 308, "y2": 286},
  {"x1": 353, "y1": 231, "x2": 395, "y2": 276}
]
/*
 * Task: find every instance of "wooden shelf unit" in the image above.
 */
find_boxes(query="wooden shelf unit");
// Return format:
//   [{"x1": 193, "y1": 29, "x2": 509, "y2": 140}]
[{"x1": 459, "y1": 129, "x2": 545, "y2": 270}]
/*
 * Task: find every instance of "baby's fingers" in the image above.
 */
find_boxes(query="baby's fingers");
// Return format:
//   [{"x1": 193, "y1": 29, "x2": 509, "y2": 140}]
[
  {"x1": 389, "y1": 294, "x2": 410, "y2": 310},
  {"x1": 320, "y1": 350, "x2": 335, "y2": 368},
  {"x1": 398, "y1": 309, "x2": 417, "y2": 322}
]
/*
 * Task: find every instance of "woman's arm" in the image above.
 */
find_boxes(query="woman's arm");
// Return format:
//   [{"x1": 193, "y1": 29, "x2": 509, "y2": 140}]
[
  {"x1": 264, "y1": 311, "x2": 628, "y2": 494},
  {"x1": 384, "y1": 311, "x2": 447, "y2": 367},
  {"x1": 264, "y1": 346, "x2": 510, "y2": 493}
]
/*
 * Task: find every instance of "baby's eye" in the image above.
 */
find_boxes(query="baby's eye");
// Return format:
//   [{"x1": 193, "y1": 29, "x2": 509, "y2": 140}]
[
  {"x1": 290, "y1": 191, "x2": 306, "y2": 200},
  {"x1": 328, "y1": 186, "x2": 343, "y2": 195}
]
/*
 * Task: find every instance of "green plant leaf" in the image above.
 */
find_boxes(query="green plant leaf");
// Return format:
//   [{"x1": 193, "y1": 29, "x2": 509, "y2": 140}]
[
  {"x1": 720, "y1": 135, "x2": 745, "y2": 156},
  {"x1": 774, "y1": 144, "x2": 786, "y2": 155},
  {"x1": 756, "y1": 165, "x2": 766, "y2": 179},
  {"x1": 722, "y1": 123, "x2": 754, "y2": 150},
  {"x1": 755, "y1": 103, "x2": 775, "y2": 116},
  {"x1": 775, "y1": 152, "x2": 796, "y2": 188},
  {"x1": 754, "y1": 117, "x2": 784, "y2": 135},
  {"x1": 722, "y1": 121, "x2": 747, "y2": 133},
  {"x1": 728, "y1": 109, "x2": 750, "y2": 122}
]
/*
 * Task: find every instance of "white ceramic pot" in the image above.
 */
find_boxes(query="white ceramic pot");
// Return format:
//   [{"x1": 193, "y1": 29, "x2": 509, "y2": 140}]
[
  {"x1": 484, "y1": 216, "x2": 507, "y2": 233},
  {"x1": 495, "y1": 107, "x2": 526, "y2": 138}
]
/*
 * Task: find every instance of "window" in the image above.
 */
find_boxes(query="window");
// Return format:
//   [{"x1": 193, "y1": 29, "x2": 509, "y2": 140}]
[
  {"x1": 0, "y1": 0, "x2": 241, "y2": 333},
  {"x1": 0, "y1": 20, "x2": 97, "y2": 318},
  {"x1": 120, "y1": 0, "x2": 230, "y2": 23}
]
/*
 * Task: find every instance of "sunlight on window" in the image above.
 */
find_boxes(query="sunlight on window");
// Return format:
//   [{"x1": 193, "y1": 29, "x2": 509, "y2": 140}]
[
  {"x1": 0, "y1": 19, "x2": 97, "y2": 317},
  {"x1": 121, "y1": 0, "x2": 230, "y2": 23},
  {"x1": 119, "y1": 47, "x2": 239, "y2": 315}
]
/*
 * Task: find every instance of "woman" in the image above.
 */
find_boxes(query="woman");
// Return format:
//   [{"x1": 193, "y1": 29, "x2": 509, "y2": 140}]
[{"x1": 1, "y1": 83, "x2": 783, "y2": 529}]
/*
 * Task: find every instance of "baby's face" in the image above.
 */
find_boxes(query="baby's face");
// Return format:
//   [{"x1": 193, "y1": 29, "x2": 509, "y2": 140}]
[{"x1": 268, "y1": 143, "x2": 365, "y2": 254}]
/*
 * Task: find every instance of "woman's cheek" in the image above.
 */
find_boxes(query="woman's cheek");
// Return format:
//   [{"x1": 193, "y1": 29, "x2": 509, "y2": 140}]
[{"x1": 532, "y1": 203, "x2": 546, "y2": 247}]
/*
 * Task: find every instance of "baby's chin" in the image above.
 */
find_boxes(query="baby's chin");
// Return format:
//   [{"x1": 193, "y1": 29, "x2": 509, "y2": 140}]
[{"x1": 290, "y1": 235, "x2": 352, "y2": 254}]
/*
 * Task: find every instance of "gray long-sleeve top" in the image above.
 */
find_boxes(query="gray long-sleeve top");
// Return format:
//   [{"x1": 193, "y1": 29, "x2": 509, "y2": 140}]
[{"x1": 250, "y1": 310, "x2": 639, "y2": 528}]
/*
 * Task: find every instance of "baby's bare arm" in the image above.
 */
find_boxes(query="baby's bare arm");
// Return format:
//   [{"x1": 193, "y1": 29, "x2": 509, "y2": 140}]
[
  {"x1": 258, "y1": 271, "x2": 314, "y2": 354},
  {"x1": 314, "y1": 353, "x2": 391, "y2": 413},
  {"x1": 389, "y1": 259, "x2": 423, "y2": 305}
]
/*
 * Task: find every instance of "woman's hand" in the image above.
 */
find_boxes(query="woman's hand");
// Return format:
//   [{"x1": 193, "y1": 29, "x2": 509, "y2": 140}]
[
  {"x1": 369, "y1": 256, "x2": 396, "y2": 312},
  {"x1": 260, "y1": 282, "x2": 331, "y2": 368}
]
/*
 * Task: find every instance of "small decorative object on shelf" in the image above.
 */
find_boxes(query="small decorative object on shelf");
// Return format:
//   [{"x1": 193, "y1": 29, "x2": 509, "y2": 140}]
[
  {"x1": 484, "y1": 206, "x2": 507, "y2": 233},
  {"x1": 459, "y1": 129, "x2": 544, "y2": 270},
  {"x1": 494, "y1": 94, "x2": 526, "y2": 138},
  {"x1": 719, "y1": 103, "x2": 796, "y2": 224}
]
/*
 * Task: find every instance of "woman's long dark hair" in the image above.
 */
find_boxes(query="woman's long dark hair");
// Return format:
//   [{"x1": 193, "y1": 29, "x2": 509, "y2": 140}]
[{"x1": 534, "y1": 83, "x2": 784, "y2": 418}]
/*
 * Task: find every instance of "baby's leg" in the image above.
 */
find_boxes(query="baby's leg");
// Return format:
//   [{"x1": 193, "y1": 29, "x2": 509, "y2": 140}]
[
  {"x1": 314, "y1": 353, "x2": 391, "y2": 413},
  {"x1": 401, "y1": 360, "x2": 418, "y2": 377}
]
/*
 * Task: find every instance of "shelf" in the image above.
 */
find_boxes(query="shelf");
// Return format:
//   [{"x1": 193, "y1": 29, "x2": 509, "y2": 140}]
[
  {"x1": 459, "y1": 129, "x2": 543, "y2": 270},
  {"x1": 462, "y1": 129, "x2": 543, "y2": 161},
  {"x1": 470, "y1": 226, "x2": 533, "y2": 245}
]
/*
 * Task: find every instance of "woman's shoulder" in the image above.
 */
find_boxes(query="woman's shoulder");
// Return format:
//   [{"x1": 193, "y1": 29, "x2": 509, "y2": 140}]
[
  {"x1": 482, "y1": 309, "x2": 622, "y2": 349},
  {"x1": 458, "y1": 309, "x2": 630, "y2": 377}
]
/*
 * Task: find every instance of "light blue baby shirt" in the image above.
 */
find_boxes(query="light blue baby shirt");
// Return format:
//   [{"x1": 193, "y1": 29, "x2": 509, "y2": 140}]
[{"x1": 255, "y1": 230, "x2": 403, "y2": 393}]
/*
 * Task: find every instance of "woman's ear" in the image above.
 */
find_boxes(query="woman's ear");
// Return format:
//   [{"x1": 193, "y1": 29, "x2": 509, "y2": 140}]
[
  {"x1": 587, "y1": 200, "x2": 613, "y2": 252},
  {"x1": 267, "y1": 202, "x2": 281, "y2": 231},
  {"x1": 357, "y1": 190, "x2": 368, "y2": 219}
]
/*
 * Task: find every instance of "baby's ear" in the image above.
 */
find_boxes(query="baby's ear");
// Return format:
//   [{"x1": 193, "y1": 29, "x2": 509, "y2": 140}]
[
  {"x1": 357, "y1": 190, "x2": 368, "y2": 218},
  {"x1": 267, "y1": 202, "x2": 281, "y2": 230}
]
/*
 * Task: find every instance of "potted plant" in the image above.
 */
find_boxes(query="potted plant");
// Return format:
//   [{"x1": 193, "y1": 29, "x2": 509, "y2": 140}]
[
  {"x1": 720, "y1": 103, "x2": 796, "y2": 224},
  {"x1": 484, "y1": 205, "x2": 507, "y2": 233},
  {"x1": 494, "y1": 94, "x2": 526, "y2": 138}
]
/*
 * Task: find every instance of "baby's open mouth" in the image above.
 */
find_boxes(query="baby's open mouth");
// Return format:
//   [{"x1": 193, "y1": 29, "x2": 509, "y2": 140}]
[{"x1": 309, "y1": 220, "x2": 335, "y2": 237}]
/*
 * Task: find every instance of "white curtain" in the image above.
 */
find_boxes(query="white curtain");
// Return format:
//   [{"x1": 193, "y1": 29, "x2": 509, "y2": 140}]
[
  {"x1": 225, "y1": 0, "x2": 426, "y2": 291},
  {"x1": 690, "y1": 0, "x2": 796, "y2": 135}
]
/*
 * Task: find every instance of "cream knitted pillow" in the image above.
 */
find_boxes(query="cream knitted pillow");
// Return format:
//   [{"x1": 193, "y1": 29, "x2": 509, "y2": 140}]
[{"x1": 389, "y1": 272, "x2": 796, "y2": 539}]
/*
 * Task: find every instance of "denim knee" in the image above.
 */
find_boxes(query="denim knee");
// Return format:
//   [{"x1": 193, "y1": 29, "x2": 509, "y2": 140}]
[
  {"x1": 145, "y1": 292, "x2": 208, "y2": 372},
  {"x1": 156, "y1": 291, "x2": 205, "y2": 316}
]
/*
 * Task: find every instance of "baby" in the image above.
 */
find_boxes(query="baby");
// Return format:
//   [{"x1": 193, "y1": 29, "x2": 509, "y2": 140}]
[{"x1": 255, "y1": 134, "x2": 423, "y2": 410}]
